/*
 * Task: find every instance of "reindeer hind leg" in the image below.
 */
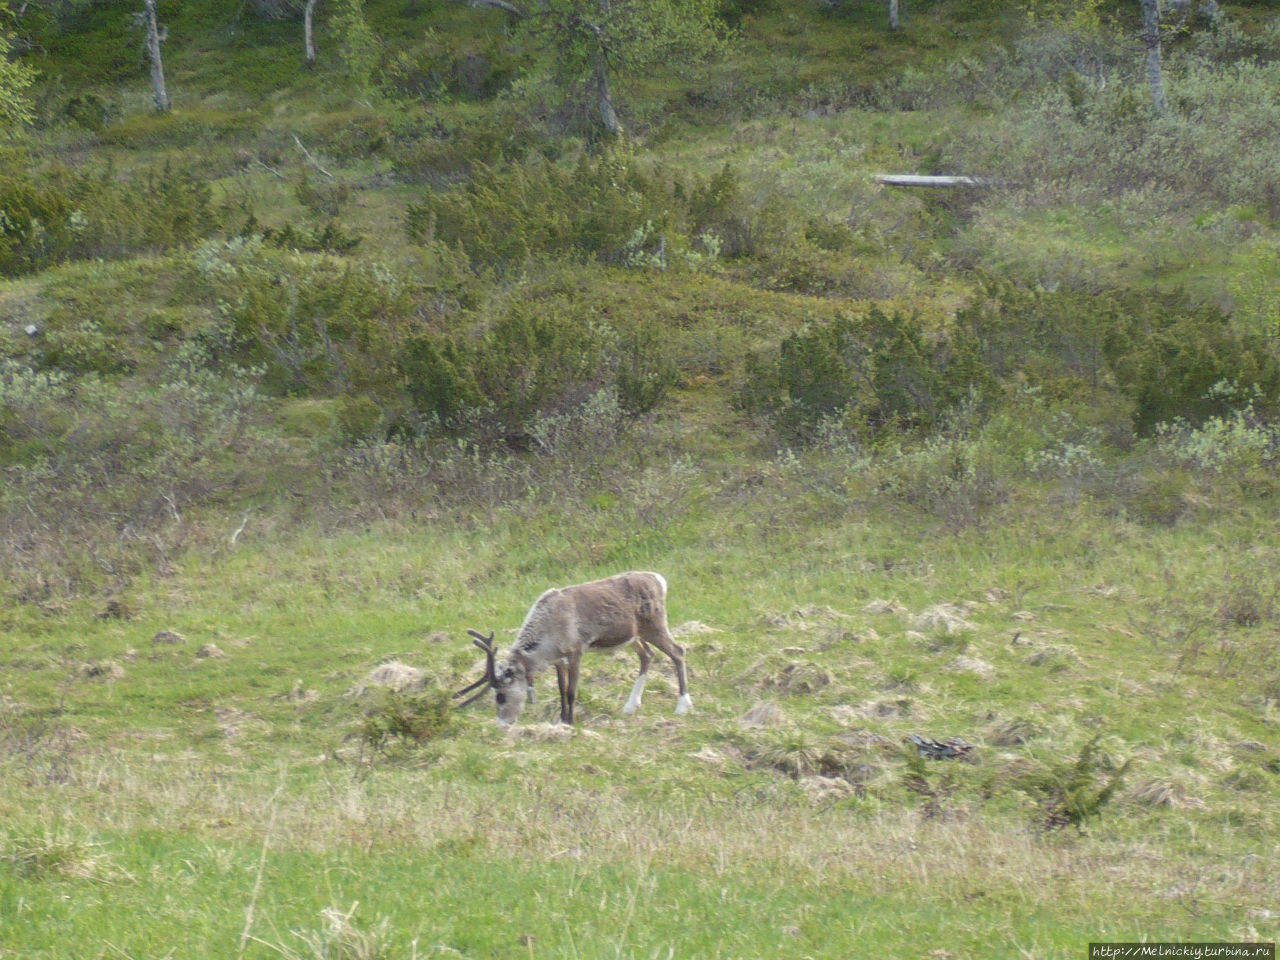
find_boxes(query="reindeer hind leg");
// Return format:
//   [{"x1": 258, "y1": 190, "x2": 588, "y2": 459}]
[
  {"x1": 622, "y1": 638, "x2": 653, "y2": 715},
  {"x1": 641, "y1": 626, "x2": 691, "y2": 715}
]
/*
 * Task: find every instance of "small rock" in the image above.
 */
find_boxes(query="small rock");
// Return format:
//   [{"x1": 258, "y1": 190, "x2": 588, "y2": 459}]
[
  {"x1": 354, "y1": 661, "x2": 426, "y2": 694},
  {"x1": 152, "y1": 630, "x2": 187, "y2": 645},
  {"x1": 196, "y1": 643, "x2": 226, "y2": 659}
]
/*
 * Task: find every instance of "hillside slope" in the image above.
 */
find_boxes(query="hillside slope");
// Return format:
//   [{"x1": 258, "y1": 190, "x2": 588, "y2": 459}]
[{"x1": 2, "y1": 0, "x2": 1280, "y2": 956}]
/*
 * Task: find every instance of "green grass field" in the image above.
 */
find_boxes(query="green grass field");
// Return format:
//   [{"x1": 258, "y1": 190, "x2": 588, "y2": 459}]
[{"x1": 4, "y1": 475, "x2": 1279, "y2": 958}]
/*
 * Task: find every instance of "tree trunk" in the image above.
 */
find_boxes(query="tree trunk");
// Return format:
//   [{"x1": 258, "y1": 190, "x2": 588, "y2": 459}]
[
  {"x1": 143, "y1": 0, "x2": 170, "y2": 112},
  {"x1": 594, "y1": 54, "x2": 620, "y2": 136},
  {"x1": 888, "y1": 0, "x2": 900, "y2": 31},
  {"x1": 1139, "y1": 0, "x2": 1168, "y2": 117},
  {"x1": 304, "y1": 0, "x2": 318, "y2": 65}
]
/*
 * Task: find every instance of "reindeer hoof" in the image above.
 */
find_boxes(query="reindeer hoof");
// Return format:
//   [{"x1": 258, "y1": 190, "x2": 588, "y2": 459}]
[{"x1": 675, "y1": 694, "x2": 692, "y2": 715}]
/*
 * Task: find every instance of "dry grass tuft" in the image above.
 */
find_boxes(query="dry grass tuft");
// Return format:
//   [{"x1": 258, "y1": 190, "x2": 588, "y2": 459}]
[
  {"x1": 1128, "y1": 779, "x2": 1207, "y2": 810},
  {"x1": 671, "y1": 620, "x2": 719, "y2": 637},
  {"x1": 740, "y1": 701, "x2": 787, "y2": 728},
  {"x1": 283, "y1": 903, "x2": 394, "y2": 960},
  {"x1": 77, "y1": 660, "x2": 125, "y2": 681},
  {"x1": 1, "y1": 828, "x2": 127, "y2": 883},
  {"x1": 509, "y1": 722, "x2": 576, "y2": 741},
  {"x1": 946, "y1": 656, "x2": 995, "y2": 680},
  {"x1": 864, "y1": 598, "x2": 907, "y2": 615},
  {"x1": 1025, "y1": 644, "x2": 1082, "y2": 670},
  {"x1": 836, "y1": 698, "x2": 916, "y2": 721},
  {"x1": 800, "y1": 774, "x2": 854, "y2": 802},
  {"x1": 913, "y1": 603, "x2": 976, "y2": 635},
  {"x1": 762, "y1": 660, "x2": 834, "y2": 694},
  {"x1": 986, "y1": 715, "x2": 1046, "y2": 746}
]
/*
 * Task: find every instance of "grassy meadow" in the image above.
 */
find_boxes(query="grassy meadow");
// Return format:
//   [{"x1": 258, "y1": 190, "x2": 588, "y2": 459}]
[
  {"x1": 4, "y1": 0, "x2": 1280, "y2": 955},
  {"x1": 3, "y1": 479, "x2": 1279, "y2": 958}
]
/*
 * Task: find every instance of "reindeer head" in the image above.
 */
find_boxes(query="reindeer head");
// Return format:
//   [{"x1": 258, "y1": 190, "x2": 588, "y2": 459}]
[{"x1": 453, "y1": 629, "x2": 528, "y2": 725}]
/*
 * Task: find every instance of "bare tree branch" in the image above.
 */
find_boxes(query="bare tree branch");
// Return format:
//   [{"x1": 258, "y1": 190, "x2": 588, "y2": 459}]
[{"x1": 291, "y1": 134, "x2": 335, "y2": 179}]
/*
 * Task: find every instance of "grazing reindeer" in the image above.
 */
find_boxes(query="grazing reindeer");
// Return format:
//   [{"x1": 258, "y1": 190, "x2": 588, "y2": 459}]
[{"x1": 454, "y1": 571, "x2": 691, "y2": 726}]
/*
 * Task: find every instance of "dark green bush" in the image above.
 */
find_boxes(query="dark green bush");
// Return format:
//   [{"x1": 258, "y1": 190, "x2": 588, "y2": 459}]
[
  {"x1": 0, "y1": 160, "x2": 222, "y2": 277},
  {"x1": 0, "y1": 172, "x2": 72, "y2": 277},
  {"x1": 958, "y1": 280, "x2": 1280, "y2": 435},
  {"x1": 388, "y1": 107, "x2": 545, "y2": 184},
  {"x1": 405, "y1": 153, "x2": 773, "y2": 271},
  {"x1": 615, "y1": 322, "x2": 680, "y2": 417},
  {"x1": 183, "y1": 240, "x2": 666, "y2": 441},
  {"x1": 1015, "y1": 734, "x2": 1131, "y2": 831},
  {"x1": 397, "y1": 303, "x2": 677, "y2": 436},
  {"x1": 383, "y1": 32, "x2": 526, "y2": 102},
  {"x1": 407, "y1": 152, "x2": 670, "y2": 267},
  {"x1": 1114, "y1": 315, "x2": 1280, "y2": 436},
  {"x1": 742, "y1": 306, "x2": 995, "y2": 441}
]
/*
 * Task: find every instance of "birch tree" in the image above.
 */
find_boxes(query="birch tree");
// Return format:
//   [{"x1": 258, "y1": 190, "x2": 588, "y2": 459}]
[{"x1": 493, "y1": 0, "x2": 726, "y2": 137}]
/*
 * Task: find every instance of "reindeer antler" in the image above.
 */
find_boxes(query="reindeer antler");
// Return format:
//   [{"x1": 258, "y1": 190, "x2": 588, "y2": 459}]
[{"x1": 453, "y1": 630, "x2": 497, "y2": 706}]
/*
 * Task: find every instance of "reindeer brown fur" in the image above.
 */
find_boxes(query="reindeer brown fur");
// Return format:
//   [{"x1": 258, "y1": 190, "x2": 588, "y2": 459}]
[{"x1": 454, "y1": 571, "x2": 691, "y2": 725}]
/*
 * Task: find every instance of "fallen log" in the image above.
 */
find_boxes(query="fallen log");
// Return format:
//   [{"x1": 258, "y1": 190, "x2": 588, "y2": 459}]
[{"x1": 874, "y1": 174, "x2": 1008, "y2": 188}]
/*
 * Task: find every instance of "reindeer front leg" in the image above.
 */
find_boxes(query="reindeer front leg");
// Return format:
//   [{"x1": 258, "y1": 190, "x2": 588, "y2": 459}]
[
  {"x1": 556, "y1": 660, "x2": 568, "y2": 720},
  {"x1": 559, "y1": 649, "x2": 583, "y2": 724}
]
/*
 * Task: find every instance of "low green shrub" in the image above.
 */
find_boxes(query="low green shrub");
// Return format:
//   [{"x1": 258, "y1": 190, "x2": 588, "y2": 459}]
[
  {"x1": 0, "y1": 158, "x2": 222, "y2": 277},
  {"x1": 1015, "y1": 735, "x2": 1132, "y2": 831},
  {"x1": 741, "y1": 306, "x2": 995, "y2": 442},
  {"x1": 957, "y1": 280, "x2": 1280, "y2": 436},
  {"x1": 398, "y1": 301, "x2": 674, "y2": 438},
  {"x1": 405, "y1": 152, "x2": 794, "y2": 274},
  {"x1": 99, "y1": 109, "x2": 261, "y2": 150},
  {"x1": 179, "y1": 238, "x2": 674, "y2": 443},
  {"x1": 359, "y1": 688, "x2": 454, "y2": 752}
]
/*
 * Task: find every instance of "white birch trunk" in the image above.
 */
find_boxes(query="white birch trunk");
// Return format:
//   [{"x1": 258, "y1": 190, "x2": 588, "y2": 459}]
[
  {"x1": 304, "y1": 0, "x2": 318, "y2": 65},
  {"x1": 1139, "y1": 0, "x2": 1169, "y2": 117},
  {"x1": 143, "y1": 0, "x2": 170, "y2": 112},
  {"x1": 595, "y1": 55, "x2": 621, "y2": 137}
]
